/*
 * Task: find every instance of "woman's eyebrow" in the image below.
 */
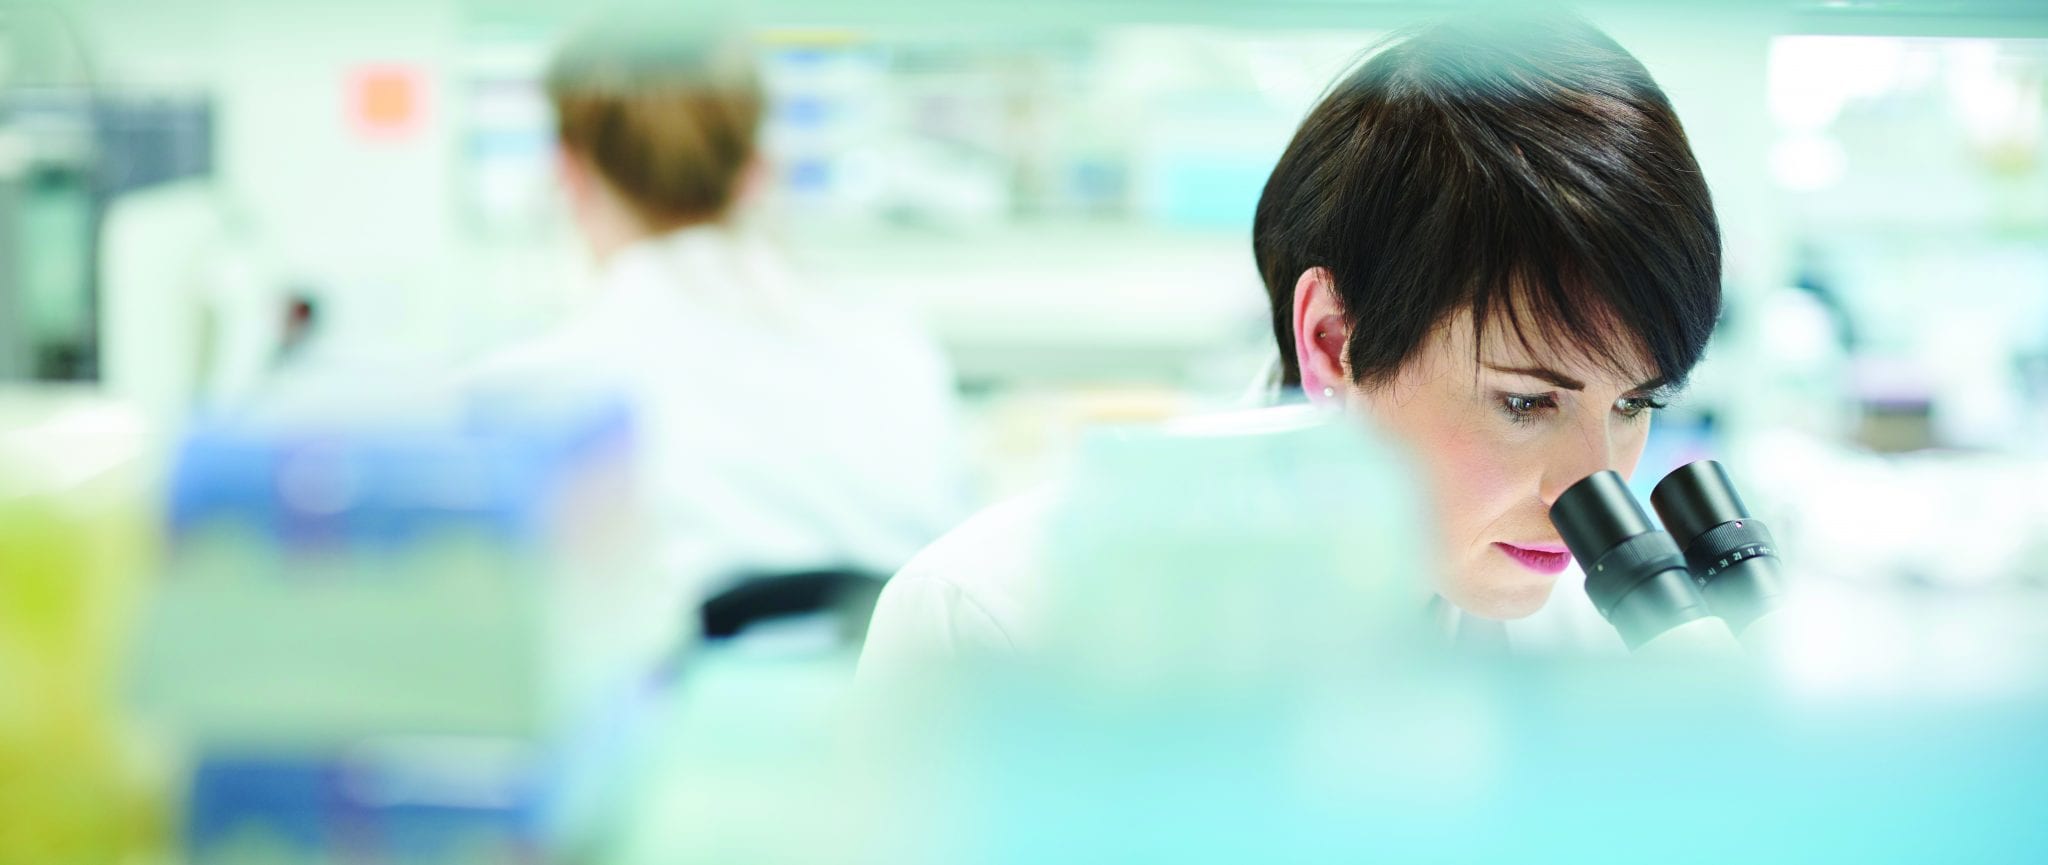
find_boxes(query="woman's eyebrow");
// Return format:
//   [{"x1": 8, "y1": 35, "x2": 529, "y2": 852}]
[
  {"x1": 1483, "y1": 364, "x2": 1585, "y2": 391},
  {"x1": 1484, "y1": 363, "x2": 1670, "y2": 394}
]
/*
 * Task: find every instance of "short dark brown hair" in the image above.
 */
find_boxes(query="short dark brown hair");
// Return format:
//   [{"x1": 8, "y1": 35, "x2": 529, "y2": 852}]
[
  {"x1": 546, "y1": 11, "x2": 762, "y2": 229},
  {"x1": 1253, "y1": 14, "x2": 1722, "y2": 389}
]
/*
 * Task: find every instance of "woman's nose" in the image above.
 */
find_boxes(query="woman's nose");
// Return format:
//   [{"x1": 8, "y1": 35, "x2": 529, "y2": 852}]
[{"x1": 1538, "y1": 419, "x2": 1626, "y2": 507}]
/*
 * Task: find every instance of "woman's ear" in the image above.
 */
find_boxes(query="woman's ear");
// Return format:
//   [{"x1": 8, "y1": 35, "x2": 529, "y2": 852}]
[
  {"x1": 557, "y1": 146, "x2": 595, "y2": 211},
  {"x1": 1291, "y1": 267, "x2": 1350, "y2": 404},
  {"x1": 556, "y1": 147, "x2": 648, "y2": 265},
  {"x1": 732, "y1": 155, "x2": 771, "y2": 214}
]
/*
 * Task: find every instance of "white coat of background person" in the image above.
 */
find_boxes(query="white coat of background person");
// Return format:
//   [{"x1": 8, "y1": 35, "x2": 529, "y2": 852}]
[{"x1": 479, "y1": 13, "x2": 971, "y2": 629}]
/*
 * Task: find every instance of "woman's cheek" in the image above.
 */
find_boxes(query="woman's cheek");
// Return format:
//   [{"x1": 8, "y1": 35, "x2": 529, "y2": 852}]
[
  {"x1": 1398, "y1": 417, "x2": 1519, "y2": 548},
  {"x1": 1359, "y1": 390, "x2": 1519, "y2": 547}
]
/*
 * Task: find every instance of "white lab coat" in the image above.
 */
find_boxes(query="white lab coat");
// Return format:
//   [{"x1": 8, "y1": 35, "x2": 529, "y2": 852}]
[
  {"x1": 858, "y1": 403, "x2": 1624, "y2": 682},
  {"x1": 480, "y1": 225, "x2": 971, "y2": 609}
]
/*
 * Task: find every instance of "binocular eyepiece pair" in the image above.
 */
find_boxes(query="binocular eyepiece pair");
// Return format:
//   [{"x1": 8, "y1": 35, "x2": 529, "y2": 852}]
[{"x1": 1550, "y1": 460, "x2": 1787, "y2": 651}]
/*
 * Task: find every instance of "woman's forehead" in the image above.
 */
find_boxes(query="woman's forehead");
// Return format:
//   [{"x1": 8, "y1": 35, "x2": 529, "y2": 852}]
[{"x1": 1433, "y1": 307, "x2": 1660, "y2": 389}]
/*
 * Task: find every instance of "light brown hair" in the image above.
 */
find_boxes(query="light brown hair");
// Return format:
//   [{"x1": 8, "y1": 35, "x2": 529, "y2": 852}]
[{"x1": 546, "y1": 12, "x2": 763, "y2": 230}]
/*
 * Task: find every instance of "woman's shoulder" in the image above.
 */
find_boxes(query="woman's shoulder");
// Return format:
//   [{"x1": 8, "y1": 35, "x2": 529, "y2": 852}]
[{"x1": 856, "y1": 485, "x2": 1064, "y2": 679}]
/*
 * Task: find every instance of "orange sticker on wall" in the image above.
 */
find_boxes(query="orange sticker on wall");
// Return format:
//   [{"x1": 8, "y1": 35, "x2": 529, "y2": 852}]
[{"x1": 348, "y1": 65, "x2": 425, "y2": 138}]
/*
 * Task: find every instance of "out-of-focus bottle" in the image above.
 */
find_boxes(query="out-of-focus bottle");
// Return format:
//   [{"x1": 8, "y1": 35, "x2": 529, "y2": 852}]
[{"x1": 0, "y1": 392, "x2": 165, "y2": 865}]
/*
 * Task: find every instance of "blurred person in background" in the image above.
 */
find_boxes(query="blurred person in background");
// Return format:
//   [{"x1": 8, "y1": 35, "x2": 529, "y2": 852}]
[
  {"x1": 482, "y1": 7, "x2": 969, "y2": 643},
  {"x1": 861, "y1": 14, "x2": 1722, "y2": 673}
]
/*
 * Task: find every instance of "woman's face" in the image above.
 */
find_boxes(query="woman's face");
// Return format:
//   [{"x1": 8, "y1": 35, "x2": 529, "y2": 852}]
[{"x1": 1350, "y1": 309, "x2": 1670, "y2": 619}]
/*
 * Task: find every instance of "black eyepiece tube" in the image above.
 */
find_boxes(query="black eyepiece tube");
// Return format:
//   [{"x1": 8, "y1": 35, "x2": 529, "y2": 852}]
[
  {"x1": 1549, "y1": 471, "x2": 1715, "y2": 650},
  {"x1": 1648, "y1": 460, "x2": 1749, "y2": 547},
  {"x1": 1550, "y1": 469, "x2": 1654, "y2": 553},
  {"x1": 1651, "y1": 460, "x2": 1787, "y2": 636}
]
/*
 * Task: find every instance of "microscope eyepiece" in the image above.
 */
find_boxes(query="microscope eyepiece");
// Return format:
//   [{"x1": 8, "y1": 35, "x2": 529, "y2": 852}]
[
  {"x1": 1551, "y1": 470, "x2": 1654, "y2": 558},
  {"x1": 1651, "y1": 460, "x2": 1786, "y2": 636},
  {"x1": 1550, "y1": 471, "x2": 1715, "y2": 650}
]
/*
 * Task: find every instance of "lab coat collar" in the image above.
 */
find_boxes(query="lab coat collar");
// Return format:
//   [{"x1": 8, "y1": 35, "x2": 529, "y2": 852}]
[{"x1": 601, "y1": 223, "x2": 802, "y2": 326}]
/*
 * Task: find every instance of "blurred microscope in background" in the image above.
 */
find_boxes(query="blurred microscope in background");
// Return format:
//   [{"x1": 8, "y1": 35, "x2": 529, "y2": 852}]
[{"x1": 0, "y1": 0, "x2": 296, "y2": 410}]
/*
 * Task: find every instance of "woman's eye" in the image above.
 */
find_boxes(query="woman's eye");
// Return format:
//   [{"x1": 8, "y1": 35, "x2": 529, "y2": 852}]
[
  {"x1": 1500, "y1": 393, "x2": 1554, "y2": 423},
  {"x1": 1615, "y1": 396, "x2": 1668, "y2": 418}
]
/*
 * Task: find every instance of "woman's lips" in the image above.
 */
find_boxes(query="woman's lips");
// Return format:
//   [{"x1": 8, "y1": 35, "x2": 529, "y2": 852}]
[{"x1": 1494, "y1": 542, "x2": 1572, "y2": 575}]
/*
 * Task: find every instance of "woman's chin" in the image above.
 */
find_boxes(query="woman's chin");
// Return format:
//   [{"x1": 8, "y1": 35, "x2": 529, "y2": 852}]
[{"x1": 1444, "y1": 566, "x2": 1560, "y2": 621}]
